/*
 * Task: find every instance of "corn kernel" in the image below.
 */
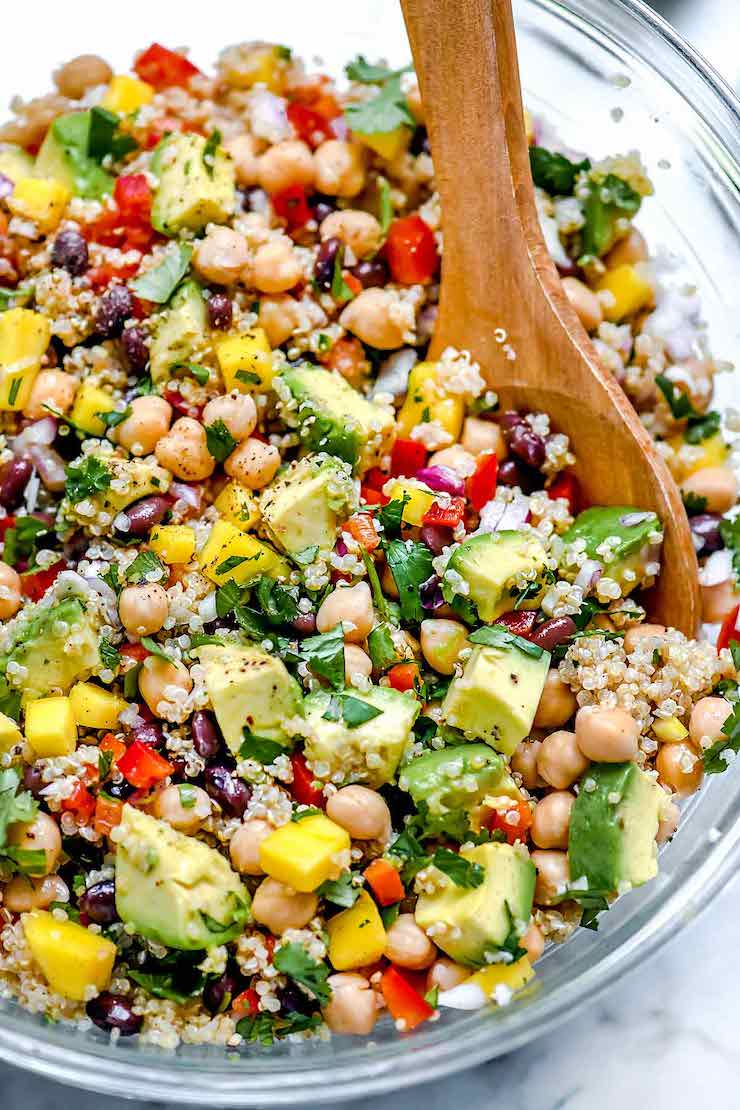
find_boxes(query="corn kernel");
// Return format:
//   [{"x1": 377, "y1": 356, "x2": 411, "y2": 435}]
[
  {"x1": 259, "y1": 813, "x2": 350, "y2": 892},
  {"x1": 23, "y1": 911, "x2": 117, "y2": 1000},
  {"x1": 8, "y1": 178, "x2": 70, "y2": 234},
  {"x1": 327, "y1": 891, "x2": 387, "y2": 970},
  {"x1": 69, "y1": 682, "x2": 127, "y2": 730},
  {"x1": 149, "y1": 524, "x2": 196, "y2": 565},
  {"x1": 596, "y1": 263, "x2": 653, "y2": 323},
  {"x1": 215, "y1": 328, "x2": 273, "y2": 393},
  {"x1": 469, "y1": 956, "x2": 534, "y2": 997},
  {"x1": 386, "y1": 479, "x2": 437, "y2": 526},
  {"x1": 25, "y1": 695, "x2": 77, "y2": 757},
  {"x1": 653, "y1": 716, "x2": 689, "y2": 743},
  {"x1": 0, "y1": 308, "x2": 51, "y2": 411},
  {"x1": 102, "y1": 75, "x2": 154, "y2": 115},
  {"x1": 214, "y1": 482, "x2": 261, "y2": 532},
  {"x1": 198, "y1": 520, "x2": 289, "y2": 585},
  {"x1": 70, "y1": 382, "x2": 117, "y2": 436}
]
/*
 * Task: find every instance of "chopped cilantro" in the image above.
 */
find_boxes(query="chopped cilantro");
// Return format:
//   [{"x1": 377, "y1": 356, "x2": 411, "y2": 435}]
[
  {"x1": 300, "y1": 625, "x2": 346, "y2": 691},
  {"x1": 430, "y1": 847, "x2": 485, "y2": 889},
  {"x1": 172, "y1": 362, "x2": 210, "y2": 386},
  {"x1": 703, "y1": 700, "x2": 740, "y2": 774},
  {"x1": 529, "y1": 147, "x2": 590, "y2": 195},
  {"x1": 129, "y1": 243, "x2": 193, "y2": 304},
  {"x1": 344, "y1": 75, "x2": 415, "y2": 137},
  {"x1": 87, "y1": 106, "x2": 138, "y2": 162},
  {"x1": 99, "y1": 637, "x2": 122, "y2": 671},
  {"x1": 682, "y1": 490, "x2": 708, "y2": 515},
  {"x1": 330, "y1": 246, "x2": 355, "y2": 303},
  {"x1": 317, "y1": 871, "x2": 360, "y2": 908},
  {"x1": 579, "y1": 174, "x2": 642, "y2": 261},
  {"x1": 385, "y1": 539, "x2": 434, "y2": 623},
  {"x1": 253, "y1": 577, "x2": 299, "y2": 625},
  {"x1": 378, "y1": 495, "x2": 410, "y2": 538},
  {"x1": 719, "y1": 516, "x2": 740, "y2": 586},
  {"x1": 125, "y1": 550, "x2": 166, "y2": 584},
  {"x1": 344, "y1": 56, "x2": 412, "y2": 84},
  {"x1": 202, "y1": 129, "x2": 222, "y2": 177},
  {"x1": 367, "y1": 622, "x2": 397, "y2": 672},
  {"x1": 239, "y1": 729, "x2": 285, "y2": 765},
  {"x1": 273, "y1": 942, "x2": 331, "y2": 1004},
  {"x1": 205, "y1": 418, "x2": 237, "y2": 463},
  {"x1": 1, "y1": 515, "x2": 49, "y2": 568},
  {"x1": 469, "y1": 624, "x2": 546, "y2": 659},
  {"x1": 321, "y1": 693, "x2": 382, "y2": 729},
  {"x1": 64, "y1": 457, "x2": 111, "y2": 503}
]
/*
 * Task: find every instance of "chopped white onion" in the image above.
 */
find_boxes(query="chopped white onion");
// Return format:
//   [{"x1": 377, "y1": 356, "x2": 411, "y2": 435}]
[
  {"x1": 170, "y1": 481, "x2": 202, "y2": 510},
  {"x1": 28, "y1": 445, "x2": 66, "y2": 491},
  {"x1": 12, "y1": 416, "x2": 57, "y2": 453},
  {"x1": 574, "y1": 558, "x2": 603, "y2": 593},
  {"x1": 698, "y1": 549, "x2": 732, "y2": 587},
  {"x1": 248, "y1": 89, "x2": 291, "y2": 143},
  {"x1": 437, "y1": 982, "x2": 488, "y2": 1010},
  {"x1": 84, "y1": 577, "x2": 120, "y2": 624},
  {"x1": 476, "y1": 490, "x2": 530, "y2": 534},
  {"x1": 198, "y1": 593, "x2": 218, "y2": 624}
]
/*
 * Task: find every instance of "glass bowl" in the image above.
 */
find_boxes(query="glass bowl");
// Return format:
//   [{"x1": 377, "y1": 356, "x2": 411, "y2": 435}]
[{"x1": 1, "y1": 0, "x2": 739, "y2": 1103}]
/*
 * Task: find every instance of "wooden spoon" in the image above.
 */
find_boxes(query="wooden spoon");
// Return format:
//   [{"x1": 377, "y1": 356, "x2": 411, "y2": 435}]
[{"x1": 400, "y1": 0, "x2": 699, "y2": 635}]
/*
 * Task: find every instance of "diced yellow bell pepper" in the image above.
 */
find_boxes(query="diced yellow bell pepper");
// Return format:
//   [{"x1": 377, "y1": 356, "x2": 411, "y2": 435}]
[
  {"x1": 70, "y1": 382, "x2": 117, "y2": 436},
  {"x1": 220, "y1": 44, "x2": 289, "y2": 92},
  {"x1": 197, "y1": 519, "x2": 290, "y2": 586},
  {"x1": 69, "y1": 682, "x2": 127, "y2": 730},
  {"x1": 668, "y1": 431, "x2": 727, "y2": 478},
  {"x1": 652, "y1": 716, "x2": 689, "y2": 743},
  {"x1": 596, "y1": 263, "x2": 653, "y2": 323},
  {"x1": 386, "y1": 479, "x2": 437, "y2": 526},
  {"x1": 149, "y1": 524, "x2": 196, "y2": 565},
  {"x1": 469, "y1": 955, "x2": 534, "y2": 997},
  {"x1": 214, "y1": 482, "x2": 261, "y2": 532},
  {"x1": 25, "y1": 695, "x2": 77, "y2": 757},
  {"x1": 355, "y1": 126, "x2": 410, "y2": 161},
  {"x1": 327, "y1": 890, "x2": 387, "y2": 971},
  {"x1": 0, "y1": 308, "x2": 51, "y2": 411},
  {"x1": 259, "y1": 813, "x2": 350, "y2": 893},
  {"x1": 102, "y1": 74, "x2": 154, "y2": 115},
  {"x1": 215, "y1": 327, "x2": 274, "y2": 393},
  {"x1": 396, "y1": 360, "x2": 464, "y2": 443},
  {"x1": 7, "y1": 177, "x2": 70, "y2": 234},
  {"x1": 0, "y1": 712, "x2": 22, "y2": 753},
  {"x1": 23, "y1": 910, "x2": 117, "y2": 1000}
]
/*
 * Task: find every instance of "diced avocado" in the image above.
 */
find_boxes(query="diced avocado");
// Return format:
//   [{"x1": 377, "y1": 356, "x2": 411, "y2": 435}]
[
  {"x1": 115, "y1": 805, "x2": 250, "y2": 950},
  {"x1": 151, "y1": 132, "x2": 236, "y2": 236},
  {"x1": 63, "y1": 456, "x2": 171, "y2": 530},
  {"x1": 302, "y1": 686, "x2": 419, "y2": 788},
  {"x1": 414, "y1": 842, "x2": 536, "y2": 966},
  {"x1": 442, "y1": 640, "x2": 550, "y2": 755},
  {"x1": 442, "y1": 531, "x2": 549, "y2": 624},
  {"x1": 34, "y1": 111, "x2": 114, "y2": 199},
  {"x1": 568, "y1": 762, "x2": 664, "y2": 892},
  {"x1": 561, "y1": 506, "x2": 662, "y2": 594},
  {"x1": 0, "y1": 144, "x2": 34, "y2": 184},
  {"x1": 277, "y1": 365, "x2": 394, "y2": 473},
  {"x1": 398, "y1": 744, "x2": 508, "y2": 839},
  {"x1": 259, "y1": 455, "x2": 358, "y2": 557},
  {"x1": 198, "y1": 644, "x2": 302, "y2": 756},
  {"x1": 149, "y1": 280, "x2": 208, "y2": 384},
  {"x1": 0, "y1": 597, "x2": 101, "y2": 702}
]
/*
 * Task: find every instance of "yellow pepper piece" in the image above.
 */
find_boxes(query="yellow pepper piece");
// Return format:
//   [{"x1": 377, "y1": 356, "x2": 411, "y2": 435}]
[
  {"x1": 396, "y1": 360, "x2": 464, "y2": 443},
  {"x1": 386, "y1": 479, "x2": 437, "y2": 526},
  {"x1": 69, "y1": 682, "x2": 127, "y2": 730},
  {"x1": 214, "y1": 482, "x2": 261, "y2": 532},
  {"x1": 23, "y1": 910, "x2": 117, "y2": 1000},
  {"x1": 8, "y1": 177, "x2": 70, "y2": 234},
  {"x1": 596, "y1": 263, "x2": 653, "y2": 323},
  {"x1": 25, "y1": 696, "x2": 78, "y2": 757},
  {"x1": 652, "y1": 716, "x2": 689, "y2": 742},
  {"x1": 355, "y1": 126, "x2": 410, "y2": 161},
  {"x1": 198, "y1": 520, "x2": 290, "y2": 585},
  {"x1": 220, "y1": 44, "x2": 289, "y2": 92},
  {"x1": 215, "y1": 327, "x2": 274, "y2": 393},
  {"x1": 327, "y1": 890, "x2": 387, "y2": 971},
  {"x1": 102, "y1": 74, "x2": 154, "y2": 114},
  {"x1": 259, "y1": 813, "x2": 350, "y2": 893},
  {"x1": 0, "y1": 712, "x2": 22, "y2": 753},
  {"x1": 149, "y1": 524, "x2": 196, "y2": 565},
  {"x1": 70, "y1": 382, "x2": 117, "y2": 436},
  {"x1": 668, "y1": 431, "x2": 728, "y2": 479},
  {"x1": 468, "y1": 955, "x2": 534, "y2": 997},
  {"x1": 0, "y1": 308, "x2": 51, "y2": 411}
]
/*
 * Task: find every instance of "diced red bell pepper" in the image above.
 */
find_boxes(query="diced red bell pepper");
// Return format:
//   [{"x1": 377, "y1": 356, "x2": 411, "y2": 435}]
[
  {"x1": 364, "y1": 858, "x2": 405, "y2": 906},
  {"x1": 94, "y1": 793, "x2": 124, "y2": 836},
  {"x1": 391, "y1": 438, "x2": 427, "y2": 478},
  {"x1": 145, "y1": 115, "x2": 185, "y2": 150},
  {"x1": 380, "y1": 966, "x2": 435, "y2": 1030},
  {"x1": 717, "y1": 604, "x2": 740, "y2": 655},
  {"x1": 271, "y1": 184, "x2": 313, "y2": 231},
  {"x1": 120, "y1": 642, "x2": 151, "y2": 663},
  {"x1": 495, "y1": 610, "x2": 538, "y2": 639},
  {"x1": 364, "y1": 468, "x2": 388, "y2": 492},
  {"x1": 232, "y1": 987, "x2": 260, "y2": 1018},
  {"x1": 290, "y1": 751, "x2": 326, "y2": 808},
  {"x1": 467, "y1": 451, "x2": 499, "y2": 512},
  {"x1": 163, "y1": 386, "x2": 204, "y2": 421},
  {"x1": 286, "y1": 102, "x2": 335, "y2": 148},
  {"x1": 117, "y1": 739, "x2": 173, "y2": 790},
  {"x1": 344, "y1": 513, "x2": 380, "y2": 553},
  {"x1": 422, "y1": 496, "x2": 466, "y2": 529},
  {"x1": 387, "y1": 662, "x2": 421, "y2": 693},
  {"x1": 99, "y1": 733, "x2": 127, "y2": 764},
  {"x1": 20, "y1": 559, "x2": 66, "y2": 602},
  {"x1": 0, "y1": 515, "x2": 15, "y2": 539},
  {"x1": 61, "y1": 782, "x2": 96, "y2": 823},
  {"x1": 360, "y1": 486, "x2": 386, "y2": 506},
  {"x1": 87, "y1": 261, "x2": 140, "y2": 291},
  {"x1": 384, "y1": 215, "x2": 439, "y2": 285},
  {"x1": 548, "y1": 471, "x2": 581, "y2": 515},
  {"x1": 483, "y1": 800, "x2": 533, "y2": 845},
  {"x1": 343, "y1": 272, "x2": 363, "y2": 298},
  {"x1": 134, "y1": 43, "x2": 201, "y2": 90}
]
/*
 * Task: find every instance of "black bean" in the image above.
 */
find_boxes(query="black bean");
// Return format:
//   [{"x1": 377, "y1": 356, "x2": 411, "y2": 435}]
[
  {"x1": 103, "y1": 779, "x2": 137, "y2": 801},
  {"x1": 290, "y1": 612, "x2": 317, "y2": 636},
  {"x1": 508, "y1": 423, "x2": 546, "y2": 469},
  {"x1": 131, "y1": 721, "x2": 164, "y2": 750},
  {"x1": 96, "y1": 284, "x2": 133, "y2": 338},
  {"x1": 204, "y1": 765, "x2": 251, "y2": 817},
  {"x1": 530, "y1": 616, "x2": 577, "y2": 652},
  {"x1": 79, "y1": 879, "x2": 119, "y2": 926},
  {"x1": 279, "y1": 981, "x2": 315, "y2": 1016},
  {"x1": 121, "y1": 325, "x2": 149, "y2": 373},
  {"x1": 410, "y1": 126, "x2": 431, "y2": 157},
  {"x1": 86, "y1": 993, "x2": 142, "y2": 1037},
  {"x1": 207, "y1": 292, "x2": 233, "y2": 330},
  {"x1": 498, "y1": 458, "x2": 539, "y2": 493},
  {"x1": 122, "y1": 495, "x2": 171, "y2": 537},
  {"x1": 690, "y1": 513, "x2": 724, "y2": 555},
  {"x1": 191, "y1": 711, "x2": 222, "y2": 761},
  {"x1": 51, "y1": 227, "x2": 88, "y2": 276},
  {"x1": 203, "y1": 968, "x2": 244, "y2": 1015},
  {"x1": 309, "y1": 193, "x2": 336, "y2": 224},
  {"x1": 314, "y1": 236, "x2": 340, "y2": 291},
  {"x1": 500, "y1": 410, "x2": 526, "y2": 434},
  {"x1": 0, "y1": 457, "x2": 32, "y2": 510},
  {"x1": 351, "y1": 258, "x2": 389, "y2": 289},
  {"x1": 22, "y1": 765, "x2": 46, "y2": 799}
]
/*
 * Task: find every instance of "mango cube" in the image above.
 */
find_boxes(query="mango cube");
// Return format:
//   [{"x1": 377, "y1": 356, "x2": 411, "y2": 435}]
[
  {"x1": 215, "y1": 328, "x2": 274, "y2": 393},
  {"x1": 23, "y1": 910, "x2": 117, "y2": 1000},
  {"x1": 8, "y1": 177, "x2": 70, "y2": 234},
  {"x1": 220, "y1": 44, "x2": 288, "y2": 92},
  {"x1": 0, "y1": 308, "x2": 51, "y2": 411},
  {"x1": 214, "y1": 482, "x2": 261, "y2": 532},
  {"x1": 596, "y1": 263, "x2": 653, "y2": 322},
  {"x1": 652, "y1": 716, "x2": 689, "y2": 743},
  {"x1": 149, "y1": 524, "x2": 196, "y2": 565},
  {"x1": 355, "y1": 126, "x2": 409, "y2": 161},
  {"x1": 198, "y1": 520, "x2": 290, "y2": 586},
  {"x1": 0, "y1": 712, "x2": 22, "y2": 752},
  {"x1": 396, "y1": 360, "x2": 464, "y2": 442},
  {"x1": 327, "y1": 890, "x2": 387, "y2": 970},
  {"x1": 69, "y1": 682, "x2": 127, "y2": 730},
  {"x1": 469, "y1": 956, "x2": 534, "y2": 997},
  {"x1": 259, "y1": 813, "x2": 350, "y2": 892},
  {"x1": 668, "y1": 431, "x2": 727, "y2": 479},
  {"x1": 25, "y1": 695, "x2": 77, "y2": 757},
  {"x1": 386, "y1": 479, "x2": 437, "y2": 527},
  {"x1": 102, "y1": 74, "x2": 154, "y2": 114},
  {"x1": 70, "y1": 382, "x2": 117, "y2": 436}
]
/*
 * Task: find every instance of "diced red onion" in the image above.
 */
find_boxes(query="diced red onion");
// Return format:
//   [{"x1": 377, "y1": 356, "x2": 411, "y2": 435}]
[
  {"x1": 170, "y1": 481, "x2": 201, "y2": 511},
  {"x1": 335, "y1": 536, "x2": 349, "y2": 557},
  {"x1": 477, "y1": 490, "x2": 530, "y2": 533},
  {"x1": 574, "y1": 558, "x2": 603, "y2": 593},
  {"x1": 249, "y1": 89, "x2": 290, "y2": 142},
  {"x1": 12, "y1": 416, "x2": 57, "y2": 453},
  {"x1": 28, "y1": 444, "x2": 66, "y2": 491},
  {"x1": 0, "y1": 173, "x2": 13, "y2": 199},
  {"x1": 420, "y1": 574, "x2": 445, "y2": 610},
  {"x1": 698, "y1": 549, "x2": 732, "y2": 587},
  {"x1": 371, "y1": 348, "x2": 417, "y2": 400},
  {"x1": 415, "y1": 465, "x2": 465, "y2": 497},
  {"x1": 619, "y1": 511, "x2": 655, "y2": 528}
]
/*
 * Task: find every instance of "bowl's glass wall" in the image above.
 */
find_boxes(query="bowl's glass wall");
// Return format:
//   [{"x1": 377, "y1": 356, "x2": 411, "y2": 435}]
[{"x1": 1, "y1": 1, "x2": 738, "y2": 1103}]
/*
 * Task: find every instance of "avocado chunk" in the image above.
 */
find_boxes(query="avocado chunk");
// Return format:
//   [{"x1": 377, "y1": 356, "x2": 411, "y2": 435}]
[
  {"x1": 0, "y1": 596, "x2": 102, "y2": 704},
  {"x1": 398, "y1": 744, "x2": 509, "y2": 840},
  {"x1": 442, "y1": 531, "x2": 549, "y2": 624},
  {"x1": 568, "y1": 762, "x2": 664, "y2": 892},
  {"x1": 151, "y1": 132, "x2": 236, "y2": 236},
  {"x1": 149, "y1": 281, "x2": 208, "y2": 385},
  {"x1": 415, "y1": 842, "x2": 536, "y2": 966},
  {"x1": 560, "y1": 506, "x2": 662, "y2": 595},
  {"x1": 259, "y1": 455, "x2": 358, "y2": 558},
  {"x1": 302, "y1": 686, "x2": 419, "y2": 788},
  {"x1": 442, "y1": 639, "x2": 550, "y2": 755},
  {"x1": 277, "y1": 365, "x2": 394, "y2": 473},
  {"x1": 34, "y1": 111, "x2": 114, "y2": 199},
  {"x1": 198, "y1": 644, "x2": 302, "y2": 756},
  {"x1": 63, "y1": 456, "x2": 171, "y2": 531},
  {"x1": 115, "y1": 805, "x2": 250, "y2": 950}
]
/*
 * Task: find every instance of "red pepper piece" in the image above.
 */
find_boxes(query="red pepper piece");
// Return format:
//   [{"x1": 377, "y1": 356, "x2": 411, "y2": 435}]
[
  {"x1": 0, "y1": 515, "x2": 15, "y2": 539},
  {"x1": 163, "y1": 386, "x2": 204, "y2": 421},
  {"x1": 232, "y1": 987, "x2": 260, "y2": 1018},
  {"x1": 272, "y1": 184, "x2": 313, "y2": 231},
  {"x1": 717, "y1": 604, "x2": 740, "y2": 655},
  {"x1": 120, "y1": 642, "x2": 150, "y2": 663},
  {"x1": 548, "y1": 471, "x2": 581, "y2": 515},
  {"x1": 380, "y1": 966, "x2": 435, "y2": 1030},
  {"x1": 286, "y1": 102, "x2": 335, "y2": 148},
  {"x1": 384, "y1": 215, "x2": 439, "y2": 285},
  {"x1": 422, "y1": 496, "x2": 466, "y2": 529},
  {"x1": 117, "y1": 739, "x2": 173, "y2": 790},
  {"x1": 495, "y1": 610, "x2": 538, "y2": 639},
  {"x1": 20, "y1": 559, "x2": 67, "y2": 602},
  {"x1": 363, "y1": 858, "x2": 405, "y2": 906},
  {"x1": 390, "y1": 438, "x2": 427, "y2": 479},
  {"x1": 290, "y1": 751, "x2": 326, "y2": 808},
  {"x1": 483, "y1": 800, "x2": 533, "y2": 845},
  {"x1": 360, "y1": 486, "x2": 387, "y2": 507},
  {"x1": 467, "y1": 451, "x2": 499, "y2": 512},
  {"x1": 364, "y1": 468, "x2": 388, "y2": 492},
  {"x1": 61, "y1": 782, "x2": 96, "y2": 822},
  {"x1": 94, "y1": 794, "x2": 124, "y2": 836},
  {"x1": 387, "y1": 662, "x2": 421, "y2": 693},
  {"x1": 134, "y1": 43, "x2": 201, "y2": 90}
]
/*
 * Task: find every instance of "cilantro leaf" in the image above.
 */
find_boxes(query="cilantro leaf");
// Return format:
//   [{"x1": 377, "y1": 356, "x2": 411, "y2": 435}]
[
  {"x1": 99, "y1": 637, "x2": 122, "y2": 671},
  {"x1": 655, "y1": 375, "x2": 699, "y2": 421},
  {"x1": 385, "y1": 539, "x2": 434, "y2": 623},
  {"x1": 1, "y1": 515, "x2": 49, "y2": 568},
  {"x1": 129, "y1": 243, "x2": 193, "y2": 304},
  {"x1": 431, "y1": 847, "x2": 485, "y2": 889},
  {"x1": 293, "y1": 545, "x2": 319, "y2": 566},
  {"x1": 171, "y1": 362, "x2": 210, "y2": 386},
  {"x1": 140, "y1": 636, "x2": 173, "y2": 662},
  {"x1": 0, "y1": 768, "x2": 38, "y2": 847},
  {"x1": 317, "y1": 871, "x2": 360, "y2": 908},
  {"x1": 202, "y1": 129, "x2": 222, "y2": 177},
  {"x1": 273, "y1": 942, "x2": 331, "y2": 1005},
  {"x1": 128, "y1": 968, "x2": 205, "y2": 1005},
  {"x1": 300, "y1": 625, "x2": 346, "y2": 691},
  {"x1": 87, "y1": 106, "x2": 138, "y2": 162},
  {"x1": 237, "y1": 1011, "x2": 322, "y2": 1044},
  {"x1": 345, "y1": 56, "x2": 412, "y2": 84},
  {"x1": 367, "y1": 622, "x2": 398, "y2": 672},
  {"x1": 377, "y1": 496, "x2": 409, "y2": 538},
  {"x1": 321, "y1": 693, "x2": 382, "y2": 729},
  {"x1": 361, "y1": 550, "x2": 389, "y2": 622},
  {"x1": 330, "y1": 247, "x2": 354, "y2": 303},
  {"x1": 96, "y1": 406, "x2": 132, "y2": 430},
  {"x1": 239, "y1": 729, "x2": 285, "y2": 765},
  {"x1": 469, "y1": 624, "x2": 546, "y2": 660},
  {"x1": 205, "y1": 418, "x2": 237, "y2": 463},
  {"x1": 682, "y1": 491, "x2": 708, "y2": 515},
  {"x1": 215, "y1": 580, "x2": 243, "y2": 618},
  {"x1": 703, "y1": 700, "x2": 740, "y2": 774},
  {"x1": 216, "y1": 554, "x2": 257, "y2": 575},
  {"x1": 685, "y1": 410, "x2": 721, "y2": 445},
  {"x1": 579, "y1": 174, "x2": 642, "y2": 260},
  {"x1": 529, "y1": 147, "x2": 590, "y2": 195},
  {"x1": 125, "y1": 550, "x2": 167, "y2": 584},
  {"x1": 65, "y1": 457, "x2": 111, "y2": 503},
  {"x1": 344, "y1": 76, "x2": 415, "y2": 136},
  {"x1": 253, "y1": 577, "x2": 298, "y2": 625},
  {"x1": 551, "y1": 886, "x2": 612, "y2": 931}
]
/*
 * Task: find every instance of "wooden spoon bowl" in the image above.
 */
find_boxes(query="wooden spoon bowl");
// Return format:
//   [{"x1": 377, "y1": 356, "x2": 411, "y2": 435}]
[{"x1": 401, "y1": 0, "x2": 699, "y2": 635}]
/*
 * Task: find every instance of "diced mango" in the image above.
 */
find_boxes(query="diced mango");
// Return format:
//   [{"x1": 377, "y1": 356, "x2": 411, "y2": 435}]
[
  {"x1": 25, "y1": 695, "x2": 77, "y2": 757},
  {"x1": 396, "y1": 360, "x2": 464, "y2": 443},
  {"x1": 69, "y1": 682, "x2": 127, "y2": 730},
  {"x1": 198, "y1": 520, "x2": 290, "y2": 586},
  {"x1": 23, "y1": 910, "x2": 117, "y2": 1000},
  {"x1": 0, "y1": 308, "x2": 51, "y2": 411},
  {"x1": 8, "y1": 177, "x2": 70, "y2": 234},
  {"x1": 668, "y1": 431, "x2": 728, "y2": 479},
  {"x1": 214, "y1": 482, "x2": 261, "y2": 532},
  {"x1": 469, "y1": 956, "x2": 534, "y2": 997},
  {"x1": 259, "y1": 813, "x2": 350, "y2": 893},
  {"x1": 149, "y1": 524, "x2": 196, "y2": 565},
  {"x1": 220, "y1": 44, "x2": 288, "y2": 92},
  {"x1": 596, "y1": 263, "x2": 653, "y2": 323},
  {"x1": 355, "y1": 126, "x2": 409, "y2": 161},
  {"x1": 0, "y1": 712, "x2": 22, "y2": 752},
  {"x1": 652, "y1": 716, "x2": 689, "y2": 742},
  {"x1": 386, "y1": 479, "x2": 437, "y2": 526},
  {"x1": 327, "y1": 890, "x2": 387, "y2": 971},
  {"x1": 215, "y1": 328, "x2": 274, "y2": 393},
  {"x1": 70, "y1": 382, "x2": 117, "y2": 436},
  {"x1": 102, "y1": 74, "x2": 154, "y2": 115}
]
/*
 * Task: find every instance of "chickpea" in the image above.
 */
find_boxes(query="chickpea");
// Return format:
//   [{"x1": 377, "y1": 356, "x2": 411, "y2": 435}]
[
  {"x1": 139, "y1": 656, "x2": 193, "y2": 717},
  {"x1": 322, "y1": 972, "x2": 378, "y2": 1036},
  {"x1": 316, "y1": 581, "x2": 374, "y2": 643},
  {"x1": 152, "y1": 783, "x2": 211, "y2": 833},
  {"x1": 701, "y1": 579, "x2": 740, "y2": 624},
  {"x1": 657, "y1": 799, "x2": 681, "y2": 844},
  {"x1": 326, "y1": 785, "x2": 391, "y2": 840},
  {"x1": 251, "y1": 876, "x2": 318, "y2": 934},
  {"x1": 575, "y1": 705, "x2": 640, "y2": 762},
  {"x1": 250, "y1": 239, "x2": 302, "y2": 294},
  {"x1": 230, "y1": 818, "x2": 272, "y2": 876},
  {"x1": 155, "y1": 417, "x2": 216, "y2": 482},
  {"x1": 0, "y1": 93, "x2": 69, "y2": 149},
  {"x1": 384, "y1": 913, "x2": 436, "y2": 970},
  {"x1": 689, "y1": 697, "x2": 732, "y2": 749},
  {"x1": 258, "y1": 294, "x2": 302, "y2": 347},
  {"x1": 461, "y1": 417, "x2": 507, "y2": 459},
  {"x1": 9, "y1": 812, "x2": 61, "y2": 875},
  {"x1": 203, "y1": 392, "x2": 257, "y2": 443},
  {"x1": 429, "y1": 444, "x2": 477, "y2": 477},
  {"x1": 224, "y1": 437, "x2": 281, "y2": 490},
  {"x1": 426, "y1": 958, "x2": 469, "y2": 993},
  {"x1": 562, "y1": 276, "x2": 603, "y2": 332},
  {"x1": 320, "y1": 210, "x2": 382, "y2": 260},
  {"x1": 623, "y1": 622, "x2": 666, "y2": 654},
  {"x1": 656, "y1": 741, "x2": 703, "y2": 796},
  {"x1": 119, "y1": 583, "x2": 169, "y2": 637},
  {"x1": 225, "y1": 134, "x2": 261, "y2": 187},
  {"x1": 257, "y1": 140, "x2": 315, "y2": 195},
  {"x1": 511, "y1": 739, "x2": 545, "y2": 790},
  {"x1": 520, "y1": 922, "x2": 545, "y2": 963},
  {"x1": 533, "y1": 669, "x2": 577, "y2": 729},
  {"x1": 536, "y1": 730, "x2": 589, "y2": 790},
  {"x1": 420, "y1": 618, "x2": 469, "y2": 675},
  {"x1": 193, "y1": 225, "x2": 249, "y2": 285},
  {"x1": 116, "y1": 395, "x2": 172, "y2": 457},
  {"x1": 344, "y1": 644, "x2": 373, "y2": 686},
  {"x1": 681, "y1": 466, "x2": 738, "y2": 514},
  {"x1": 23, "y1": 368, "x2": 78, "y2": 420},
  {"x1": 531, "y1": 849, "x2": 570, "y2": 906},
  {"x1": 2, "y1": 874, "x2": 68, "y2": 914},
  {"x1": 604, "y1": 227, "x2": 648, "y2": 269},
  {"x1": 314, "y1": 140, "x2": 366, "y2": 198},
  {"x1": 532, "y1": 791, "x2": 575, "y2": 850},
  {"x1": 340, "y1": 288, "x2": 407, "y2": 349},
  {"x1": 53, "y1": 54, "x2": 112, "y2": 99},
  {"x1": 0, "y1": 561, "x2": 23, "y2": 620}
]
